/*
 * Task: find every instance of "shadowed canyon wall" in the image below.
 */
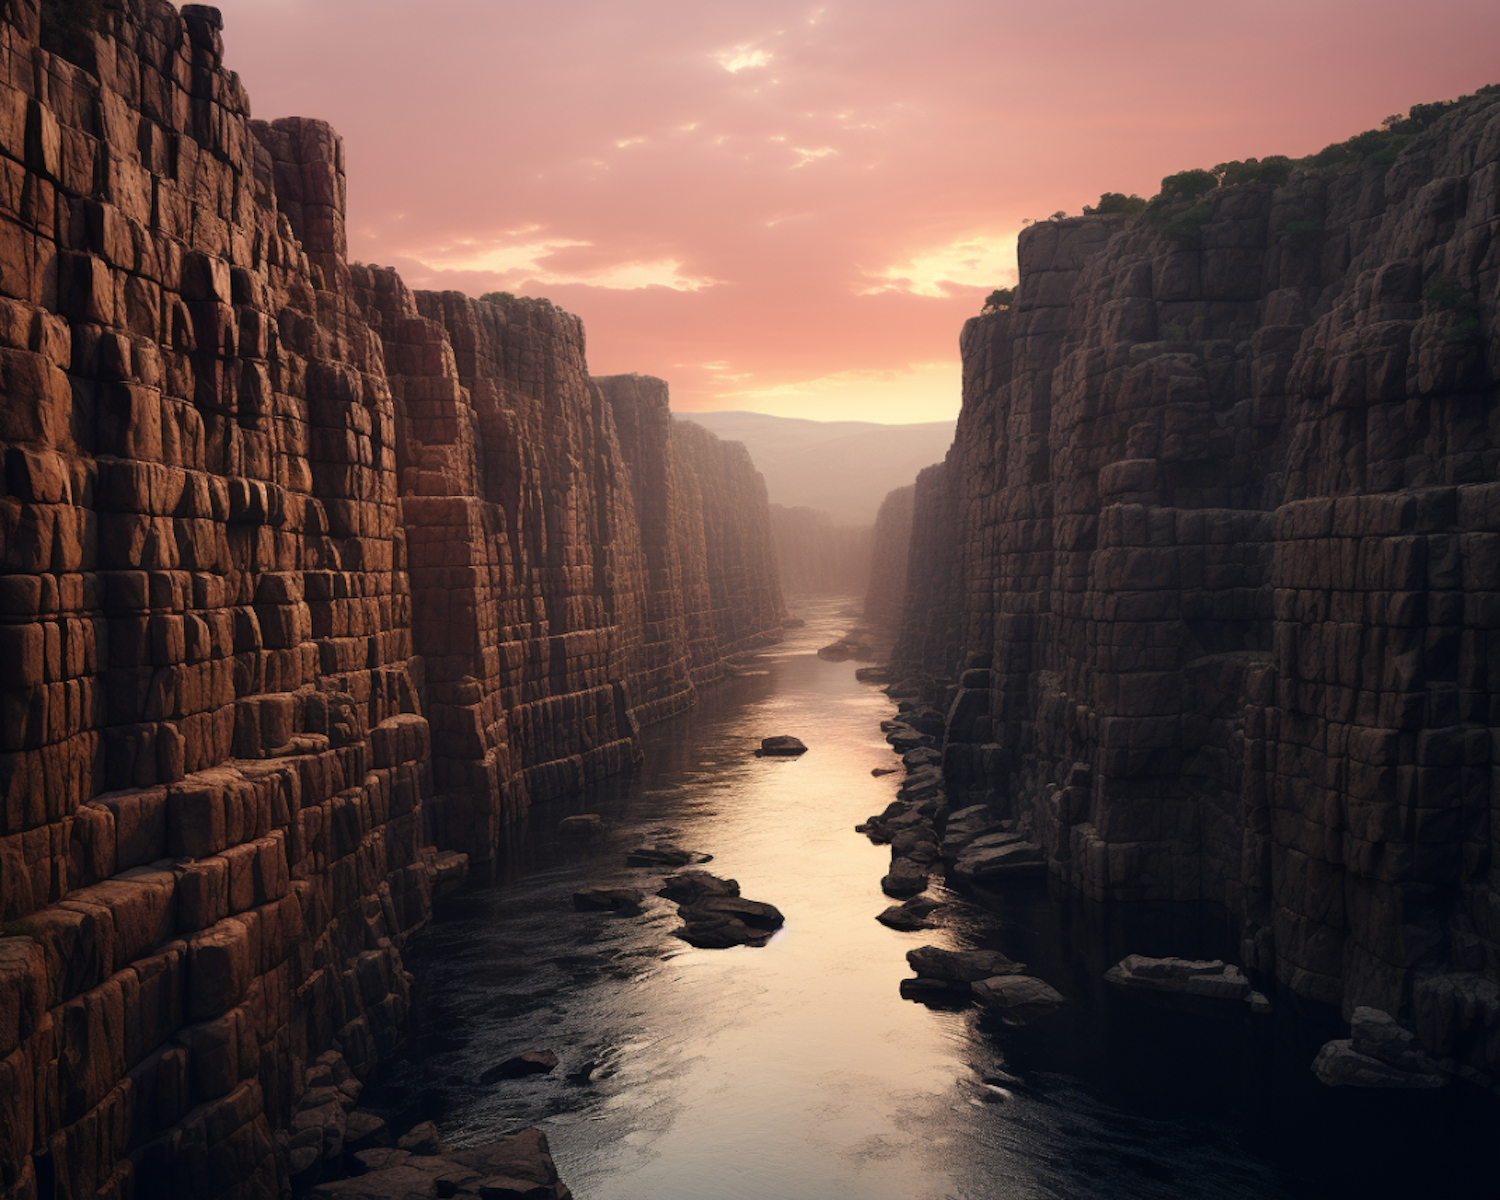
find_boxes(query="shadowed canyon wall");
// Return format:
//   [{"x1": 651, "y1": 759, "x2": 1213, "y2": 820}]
[
  {"x1": 862, "y1": 484, "x2": 914, "y2": 631},
  {"x1": 892, "y1": 96, "x2": 1500, "y2": 1086},
  {"x1": 0, "y1": 3, "x2": 784, "y2": 1196},
  {"x1": 769, "y1": 504, "x2": 873, "y2": 597}
]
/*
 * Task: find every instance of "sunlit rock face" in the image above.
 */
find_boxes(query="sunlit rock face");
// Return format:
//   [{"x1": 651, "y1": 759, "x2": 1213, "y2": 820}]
[
  {"x1": 0, "y1": 2, "x2": 783, "y2": 1196},
  {"x1": 894, "y1": 98, "x2": 1500, "y2": 1086}
]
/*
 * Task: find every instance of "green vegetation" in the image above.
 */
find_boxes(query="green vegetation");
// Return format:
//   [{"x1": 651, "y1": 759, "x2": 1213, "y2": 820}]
[
  {"x1": 0, "y1": 919, "x2": 38, "y2": 939},
  {"x1": 1161, "y1": 321, "x2": 1186, "y2": 341},
  {"x1": 982, "y1": 288, "x2": 1014, "y2": 313},
  {"x1": 1424, "y1": 274, "x2": 1482, "y2": 343},
  {"x1": 479, "y1": 291, "x2": 517, "y2": 305},
  {"x1": 1084, "y1": 192, "x2": 1148, "y2": 216},
  {"x1": 1162, "y1": 203, "x2": 1212, "y2": 245},
  {"x1": 39, "y1": 0, "x2": 106, "y2": 67},
  {"x1": 1068, "y1": 84, "x2": 1499, "y2": 242}
]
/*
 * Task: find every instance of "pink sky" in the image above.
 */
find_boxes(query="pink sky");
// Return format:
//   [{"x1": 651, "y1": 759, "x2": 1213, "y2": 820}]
[{"x1": 212, "y1": 0, "x2": 1500, "y2": 422}]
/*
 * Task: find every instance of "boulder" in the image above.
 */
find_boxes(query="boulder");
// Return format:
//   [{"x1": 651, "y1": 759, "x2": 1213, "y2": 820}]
[
  {"x1": 1312, "y1": 1007, "x2": 1447, "y2": 1088},
  {"x1": 658, "y1": 870, "x2": 739, "y2": 905},
  {"x1": 880, "y1": 857, "x2": 929, "y2": 897},
  {"x1": 478, "y1": 1051, "x2": 559, "y2": 1084},
  {"x1": 1104, "y1": 955, "x2": 1252, "y2": 1002},
  {"x1": 558, "y1": 814, "x2": 604, "y2": 837},
  {"x1": 900, "y1": 976, "x2": 973, "y2": 1003},
  {"x1": 756, "y1": 735, "x2": 808, "y2": 756},
  {"x1": 950, "y1": 836, "x2": 1045, "y2": 885},
  {"x1": 676, "y1": 894, "x2": 784, "y2": 948},
  {"x1": 572, "y1": 888, "x2": 646, "y2": 913},
  {"x1": 625, "y1": 845, "x2": 712, "y2": 867},
  {"x1": 907, "y1": 945, "x2": 1026, "y2": 983},
  {"x1": 396, "y1": 1121, "x2": 443, "y2": 1156},
  {"x1": 971, "y1": 975, "x2": 1065, "y2": 1012},
  {"x1": 876, "y1": 901, "x2": 941, "y2": 931}
]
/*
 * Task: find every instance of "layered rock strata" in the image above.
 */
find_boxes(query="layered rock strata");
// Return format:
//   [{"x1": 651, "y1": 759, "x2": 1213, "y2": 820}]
[
  {"x1": 0, "y1": 2, "x2": 784, "y2": 1197},
  {"x1": 893, "y1": 97, "x2": 1500, "y2": 1085}
]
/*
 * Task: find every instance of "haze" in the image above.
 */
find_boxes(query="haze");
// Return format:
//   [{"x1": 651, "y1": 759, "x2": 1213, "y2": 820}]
[{"x1": 211, "y1": 0, "x2": 1499, "y2": 423}]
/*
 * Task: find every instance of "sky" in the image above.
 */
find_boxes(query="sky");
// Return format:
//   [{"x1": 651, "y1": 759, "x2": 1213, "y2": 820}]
[{"x1": 209, "y1": 0, "x2": 1500, "y2": 423}]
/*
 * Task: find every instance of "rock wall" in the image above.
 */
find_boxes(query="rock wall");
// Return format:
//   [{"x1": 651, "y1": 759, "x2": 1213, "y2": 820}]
[
  {"x1": 769, "y1": 504, "x2": 873, "y2": 597},
  {"x1": 0, "y1": 3, "x2": 785, "y2": 1197},
  {"x1": 863, "y1": 484, "x2": 914, "y2": 630},
  {"x1": 895, "y1": 96, "x2": 1500, "y2": 1085}
]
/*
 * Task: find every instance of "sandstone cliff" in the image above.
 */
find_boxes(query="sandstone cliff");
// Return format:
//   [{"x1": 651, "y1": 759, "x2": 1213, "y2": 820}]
[
  {"x1": 770, "y1": 504, "x2": 873, "y2": 597},
  {"x1": 892, "y1": 94, "x2": 1500, "y2": 1086},
  {"x1": 0, "y1": 2, "x2": 784, "y2": 1196}
]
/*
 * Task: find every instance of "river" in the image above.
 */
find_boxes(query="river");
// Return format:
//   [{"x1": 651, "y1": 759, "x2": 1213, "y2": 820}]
[{"x1": 375, "y1": 598, "x2": 1496, "y2": 1200}]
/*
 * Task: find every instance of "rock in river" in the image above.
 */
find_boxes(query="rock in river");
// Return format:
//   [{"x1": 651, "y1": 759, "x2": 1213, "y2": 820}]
[
  {"x1": 971, "y1": 975, "x2": 1066, "y2": 1014},
  {"x1": 1312, "y1": 1007, "x2": 1447, "y2": 1089},
  {"x1": 478, "y1": 1051, "x2": 559, "y2": 1084},
  {"x1": 677, "y1": 895, "x2": 785, "y2": 948},
  {"x1": 756, "y1": 735, "x2": 809, "y2": 756},
  {"x1": 558, "y1": 814, "x2": 604, "y2": 837},
  {"x1": 877, "y1": 897, "x2": 945, "y2": 931},
  {"x1": 572, "y1": 888, "x2": 646, "y2": 913},
  {"x1": 907, "y1": 946, "x2": 1027, "y2": 983},
  {"x1": 659, "y1": 869, "x2": 740, "y2": 905},
  {"x1": 626, "y1": 844, "x2": 713, "y2": 867},
  {"x1": 1104, "y1": 955, "x2": 1252, "y2": 1002}
]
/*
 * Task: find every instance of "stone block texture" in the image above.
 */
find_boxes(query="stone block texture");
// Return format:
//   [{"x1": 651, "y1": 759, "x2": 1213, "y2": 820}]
[
  {"x1": 0, "y1": 2, "x2": 785, "y2": 1197},
  {"x1": 892, "y1": 97, "x2": 1500, "y2": 1086}
]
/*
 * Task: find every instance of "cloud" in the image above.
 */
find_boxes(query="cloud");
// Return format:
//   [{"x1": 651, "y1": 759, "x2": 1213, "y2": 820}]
[
  {"x1": 716, "y1": 47, "x2": 771, "y2": 73},
  {"x1": 792, "y1": 146, "x2": 837, "y2": 168},
  {"x1": 407, "y1": 235, "x2": 720, "y2": 292},
  {"x1": 860, "y1": 236, "x2": 1019, "y2": 299}
]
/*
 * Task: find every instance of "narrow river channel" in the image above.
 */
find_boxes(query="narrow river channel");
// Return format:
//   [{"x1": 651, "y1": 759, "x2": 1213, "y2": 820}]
[{"x1": 375, "y1": 599, "x2": 1495, "y2": 1200}]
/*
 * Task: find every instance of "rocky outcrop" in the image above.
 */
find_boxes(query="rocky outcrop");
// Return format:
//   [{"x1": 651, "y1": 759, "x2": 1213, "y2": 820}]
[
  {"x1": 863, "y1": 484, "x2": 914, "y2": 629},
  {"x1": 0, "y1": 2, "x2": 784, "y2": 1196},
  {"x1": 893, "y1": 95, "x2": 1500, "y2": 1085},
  {"x1": 769, "y1": 504, "x2": 872, "y2": 596}
]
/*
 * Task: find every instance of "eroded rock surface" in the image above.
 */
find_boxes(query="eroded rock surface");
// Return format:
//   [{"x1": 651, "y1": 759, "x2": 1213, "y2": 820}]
[
  {"x1": 0, "y1": 2, "x2": 785, "y2": 1195},
  {"x1": 888, "y1": 95, "x2": 1500, "y2": 1086}
]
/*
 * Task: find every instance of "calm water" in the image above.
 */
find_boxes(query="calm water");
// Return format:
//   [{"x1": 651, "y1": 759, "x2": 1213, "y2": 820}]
[{"x1": 379, "y1": 598, "x2": 1497, "y2": 1200}]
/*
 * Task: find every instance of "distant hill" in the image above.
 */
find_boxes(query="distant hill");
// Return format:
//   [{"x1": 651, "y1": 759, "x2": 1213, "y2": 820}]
[{"x1": 676, "y1": 410, "x2": 955, "y2": 525}]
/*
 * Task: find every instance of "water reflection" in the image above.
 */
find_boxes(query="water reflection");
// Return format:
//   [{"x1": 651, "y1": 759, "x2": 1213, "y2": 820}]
[{"x1": 383, "y1": 598, "x2": 1496, "y2": 1200}]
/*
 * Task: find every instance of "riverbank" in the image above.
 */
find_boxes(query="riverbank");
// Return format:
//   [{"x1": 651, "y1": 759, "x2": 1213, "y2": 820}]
[{"x1": 359, "y1": 598, "x2": 1495, "y2": 1200}]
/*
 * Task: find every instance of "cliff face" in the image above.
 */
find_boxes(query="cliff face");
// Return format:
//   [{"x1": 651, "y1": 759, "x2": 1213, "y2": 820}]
[
  {"x1": 896, "y1": 97, "x2": 1500, "y2": 1083},
  {"x1": 863, "y1": 484, "x2": 914, "y2": 629},
  {"x1": 770, "y1": 504, "x2": 873, "y2": 597},
  {"x1": 0, "y1": 3, "x2": 784, "y2": 1197}
]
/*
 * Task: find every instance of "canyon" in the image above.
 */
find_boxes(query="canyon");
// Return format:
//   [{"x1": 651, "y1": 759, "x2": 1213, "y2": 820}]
[
  {"x1": 0, "y1": 3, "x2": 783, "y2": 1198},
  {"x1": 880, "y1": 91, "x2": 1500, "y2": 1089}
]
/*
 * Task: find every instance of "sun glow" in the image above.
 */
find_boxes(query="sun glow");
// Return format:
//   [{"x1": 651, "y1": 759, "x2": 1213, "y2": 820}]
[{"x1": 860, "y1": 235, "x2": 1019, "y2": 298}]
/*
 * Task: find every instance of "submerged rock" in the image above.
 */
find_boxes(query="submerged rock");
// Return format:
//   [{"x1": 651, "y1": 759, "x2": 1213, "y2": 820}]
[
  {"x1": 558, "y1": 814, "x2": 604, "y2": 837},
  {"x1": 626, "y1": 844, "x2": 713, "y2": 867},
  {"x1": 1104, "y1": 955, "x2": 1252, "y2": 1002},
  {"x1": 478, "y1": 1051, "x2": 559, "y2": 1084},
  {"x1": 572, "y1": 887, "x2": 646, "y2": 913}
]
